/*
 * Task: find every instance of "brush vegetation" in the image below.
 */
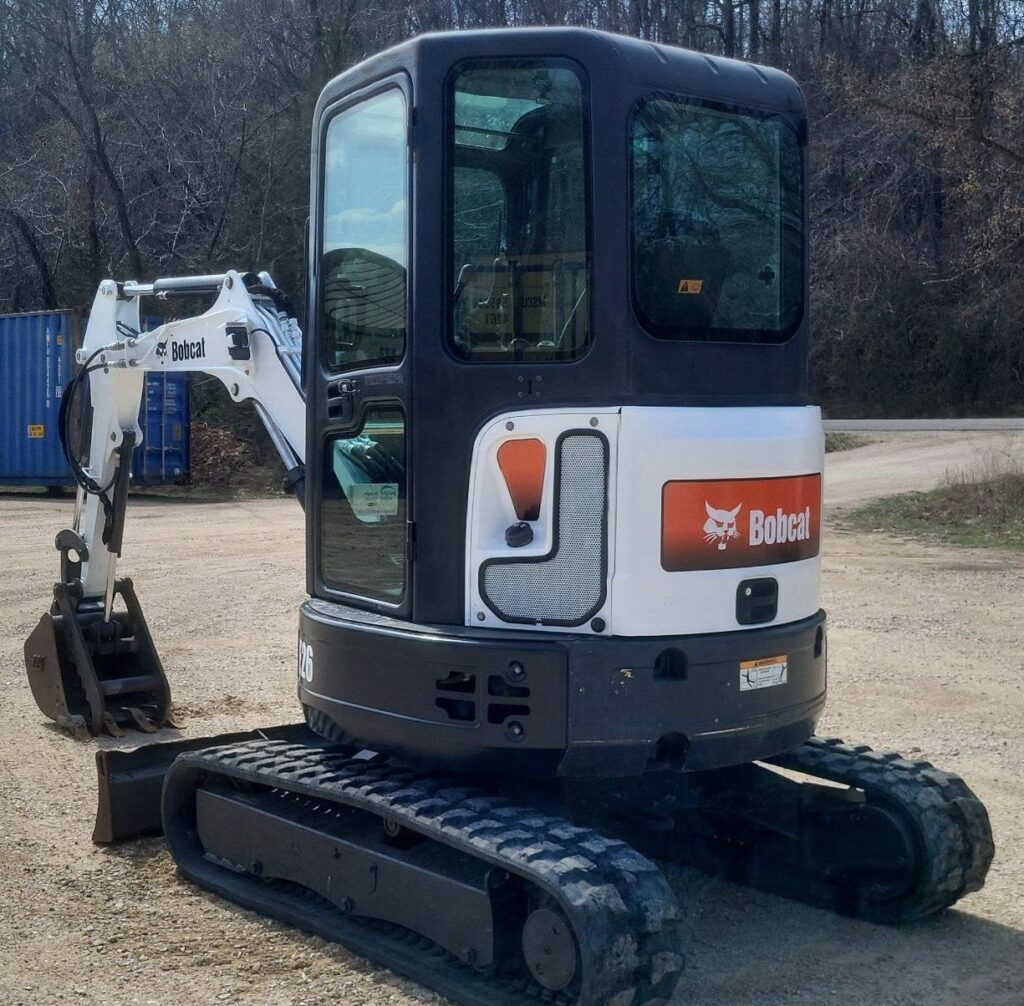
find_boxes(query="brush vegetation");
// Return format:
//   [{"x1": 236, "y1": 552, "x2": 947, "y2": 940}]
[
  {"x1": 2, "y1": 2, "x2": 1024, "y2": 419},
  {"x1": 825, "y1": 432, "x2": 870, "y2": 453}
]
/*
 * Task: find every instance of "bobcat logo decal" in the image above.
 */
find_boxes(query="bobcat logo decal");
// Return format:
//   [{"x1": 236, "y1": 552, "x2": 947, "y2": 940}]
[{"x1": 703, "y1": 502, "x2": 742, "y2": 550}]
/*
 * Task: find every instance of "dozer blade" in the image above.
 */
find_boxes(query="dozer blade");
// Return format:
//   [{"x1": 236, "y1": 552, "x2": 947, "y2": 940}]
[
  {"x1": 24, "y1": 578, "x2": 172, "y2": 738},
  {"x1": 93, "y1": 723, "x2": 317, "y2": 843}
]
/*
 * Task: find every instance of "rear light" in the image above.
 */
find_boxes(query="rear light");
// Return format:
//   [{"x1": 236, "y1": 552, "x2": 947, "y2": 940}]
[{"x1": 497, "y1": 438, "x2": 546, "y2": 521}]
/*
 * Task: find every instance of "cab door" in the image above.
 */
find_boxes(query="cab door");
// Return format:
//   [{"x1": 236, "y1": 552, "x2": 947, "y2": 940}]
[{"x1": 308, "y1": 77, "x2": 413, "y2": 615}]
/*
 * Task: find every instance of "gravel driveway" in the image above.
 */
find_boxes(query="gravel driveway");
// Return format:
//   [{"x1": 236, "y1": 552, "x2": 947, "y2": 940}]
[{"x1": 1, "y1": 434, "x2": 1021, "y2": 1005}]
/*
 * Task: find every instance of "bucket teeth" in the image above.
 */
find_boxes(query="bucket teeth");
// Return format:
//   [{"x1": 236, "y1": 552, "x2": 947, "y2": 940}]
[
  {"x1": 102, "y1": 712, "x2": 126, "y2": 738},
  {"x1": 125, "y1": 707, "x2": 159, "y2": 733},
  {"x1": 57, "y1": 713, "x2": 91, "y2": 741}
]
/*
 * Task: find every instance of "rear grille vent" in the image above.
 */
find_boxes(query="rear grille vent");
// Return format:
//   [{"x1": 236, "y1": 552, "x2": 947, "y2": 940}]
[{"x1": 435, "y1": 671, "x2": 476, "y2": 722}]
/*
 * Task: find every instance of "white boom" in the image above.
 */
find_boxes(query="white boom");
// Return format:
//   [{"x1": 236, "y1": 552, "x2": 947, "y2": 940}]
[{"x1": 70, "y1": 270, "x2": 306, "y2": 613}]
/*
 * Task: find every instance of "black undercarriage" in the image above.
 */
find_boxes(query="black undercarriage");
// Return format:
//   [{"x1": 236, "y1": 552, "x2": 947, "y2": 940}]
[
  {"x1": 85, "y1": 597, "x2": 992, "y2": 1006},
  {"x1": 98, "y1": 600, "x2": 984, "y2": 1006},
  {"x1": 146, "y1": 732, "x2": 991, "y2": 1006}
]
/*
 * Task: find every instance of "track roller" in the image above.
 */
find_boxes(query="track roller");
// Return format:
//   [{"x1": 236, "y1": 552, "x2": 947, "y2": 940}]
[{"x1": 585, "y1": 736, "x2": 994, "y2": 924}]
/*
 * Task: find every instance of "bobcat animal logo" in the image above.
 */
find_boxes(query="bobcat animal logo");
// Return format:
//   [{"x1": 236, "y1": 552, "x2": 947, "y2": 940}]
[
  {"x1": 703, "y1": 502, "x2": 742, "y2": 551},
  {"x1": 155, "y1": 339, "x2": 168, "y2": 359}
]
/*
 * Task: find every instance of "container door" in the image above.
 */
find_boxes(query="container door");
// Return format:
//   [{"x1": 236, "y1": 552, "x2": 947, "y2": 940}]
[{"x1": 0, "y1": 311, "x2": 77, "y2": 484}]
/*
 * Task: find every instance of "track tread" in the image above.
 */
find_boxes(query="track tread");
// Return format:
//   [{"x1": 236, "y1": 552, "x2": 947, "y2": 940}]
[
  {"x1": 770, "y1": 736, "x2": 994, "y2": 920},
  {"x1": 164, "y1": 739, "x2": 684, "y2": 1006}
]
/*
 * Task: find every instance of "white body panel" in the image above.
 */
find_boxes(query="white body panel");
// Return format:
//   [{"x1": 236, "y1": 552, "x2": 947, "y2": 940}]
[
  {"x1": 465, "y1": 405, "x2": 823, "y2": 638},
  {"x1": 612, "y1": 406, "x2": 823, "y2": 636}
]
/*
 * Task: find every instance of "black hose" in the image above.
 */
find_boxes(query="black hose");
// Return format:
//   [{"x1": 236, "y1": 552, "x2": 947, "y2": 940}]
[{"x1": 58, "y1": 346, "x2": 117, "y2": 540}]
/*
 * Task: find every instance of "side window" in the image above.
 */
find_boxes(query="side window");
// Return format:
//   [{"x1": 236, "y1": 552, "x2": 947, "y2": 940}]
[
  {"x1": 449, "y1": 62, "x2": 591, "y2": 362},
  {"x1": 320, "y1": 406, "x2": 407, "y2": 601},
  {"x1": 322, "y1": 89, "x2": 408, "y2": 370}
]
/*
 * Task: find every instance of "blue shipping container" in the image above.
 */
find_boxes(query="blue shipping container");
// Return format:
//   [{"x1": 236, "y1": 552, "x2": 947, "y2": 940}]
[
  {"x1": 132, "y1": 371, "x2": 190, "y2": 483},
  {"x1": 0, "y1": 309, "x2": 190, "y2": 486},
  {"x1": 0, "y1": 310, "x2": 80, "y2": 485}
]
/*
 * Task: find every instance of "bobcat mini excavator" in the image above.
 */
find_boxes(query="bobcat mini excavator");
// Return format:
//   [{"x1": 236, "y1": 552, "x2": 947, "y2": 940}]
[{"x1": 23, "y1": 28, "x2": 994, "y2": 1006}]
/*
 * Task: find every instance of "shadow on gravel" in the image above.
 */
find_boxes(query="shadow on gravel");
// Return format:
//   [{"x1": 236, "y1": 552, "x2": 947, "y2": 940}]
[
  {"x1": 666, "y1": 865, "x2": 1021, "y2": 1005},
  {"x1": 92, "y1": 845, "x2": 1022, "y2": 1006}
]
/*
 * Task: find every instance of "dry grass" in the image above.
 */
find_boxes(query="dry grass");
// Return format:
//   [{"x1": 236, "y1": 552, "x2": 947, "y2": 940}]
[
  {"x1": 825, "y1": 432, "x2": 870, "y2": 453},
  {"x1": 846, "y1": 449, "x2": 1024, "y2": 550}
]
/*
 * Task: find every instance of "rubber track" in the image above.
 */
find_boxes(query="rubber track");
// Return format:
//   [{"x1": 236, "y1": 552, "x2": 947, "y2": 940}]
[
  {"x1": 770, "y1": 736, "x2": 994, "y2": 921},
  {"x1": 163, "y1": 740, "x2": 684, "y2": 1006}
]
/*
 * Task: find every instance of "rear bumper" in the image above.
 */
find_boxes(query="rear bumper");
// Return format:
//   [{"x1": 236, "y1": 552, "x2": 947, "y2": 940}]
[{"x1": 299, "y1": 600, "x2": 826, "y2": 778}]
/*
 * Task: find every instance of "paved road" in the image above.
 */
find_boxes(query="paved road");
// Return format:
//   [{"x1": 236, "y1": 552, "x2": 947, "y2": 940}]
[
  {"x1": 824, "y1": 429, "x2": 1024, "y2": 509},
  {"x1": 826, "y1": 418, "x2": 1024, "y2": 431}
]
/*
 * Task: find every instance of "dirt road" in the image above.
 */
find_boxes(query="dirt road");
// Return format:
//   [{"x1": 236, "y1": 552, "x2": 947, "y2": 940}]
[
  {"x1": 824, "y1": 430, "x2": 1024, "y2": 510},
  {"x1": 1, "y1": 436, "x2": 1022, "y2": 1006}
]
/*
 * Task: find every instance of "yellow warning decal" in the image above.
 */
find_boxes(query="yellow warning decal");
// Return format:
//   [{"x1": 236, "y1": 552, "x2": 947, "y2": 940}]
[
  {"x1": 739, "y1": 654, "x2": 788, "y2": 692},
  {"x1": 740, "y1": 655, "x2": 786, "y2": 670},
  {"x1": 677, "y1": 279, "x2": 704, "y2": 295},
  {"x1": 27, "y1": 424, "x2": 45, "y2": 439}
]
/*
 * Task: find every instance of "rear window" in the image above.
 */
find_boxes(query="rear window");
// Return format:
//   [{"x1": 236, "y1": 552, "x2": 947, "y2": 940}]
[
  {"x1": 449, "y1": 61, "x2": 591, "y2": 362},
  {"x1": 631, "y1": 94, "x2": 804, "y2": 343}
]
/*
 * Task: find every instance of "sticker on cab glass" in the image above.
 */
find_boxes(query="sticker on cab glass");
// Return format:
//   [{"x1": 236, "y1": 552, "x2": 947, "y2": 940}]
[
  {"x1": 740, "y1": 655, "x2": 788, "y2": 692},
  {"x1": 677, "y1": 279, "x2": 704, "y2": 294},
  {"x1": 349, "y1": 483, "x2": 399, "y2": 522}
]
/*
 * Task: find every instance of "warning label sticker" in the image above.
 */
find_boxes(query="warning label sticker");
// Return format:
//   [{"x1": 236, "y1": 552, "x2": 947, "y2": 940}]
[
  {"x1": 740, "y1": 655, "x2": 788, "y2": 692},
  {"x1": 349, "y1": 482, "x2": 399, "y2": 521},
  {"x1": 27, "y1": 424, "x2": 45, "y2": 439}
]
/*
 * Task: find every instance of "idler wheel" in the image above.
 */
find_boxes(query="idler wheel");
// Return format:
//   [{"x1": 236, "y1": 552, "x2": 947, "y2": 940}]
[{"x1": 521, "y1": 906, "x2": 578, "y2": 991}]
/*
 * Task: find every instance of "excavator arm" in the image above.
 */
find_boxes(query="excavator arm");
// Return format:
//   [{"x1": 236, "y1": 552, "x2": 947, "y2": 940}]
[{"x1": 24, "y1": 271, "x2": 306, "y2": 737}]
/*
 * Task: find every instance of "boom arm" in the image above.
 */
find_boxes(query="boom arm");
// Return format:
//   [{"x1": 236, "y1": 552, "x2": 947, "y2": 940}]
[
  {"x1": 72, "y1": 270, "x2": 306, "y2": 607},
  {"x1": 22, "y1": 271, "x2": 306, "y2": 737}
]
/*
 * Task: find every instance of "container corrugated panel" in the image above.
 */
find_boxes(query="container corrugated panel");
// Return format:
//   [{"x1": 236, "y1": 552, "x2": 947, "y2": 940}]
[
  {"x1": 132, "y1": 372, "x2": 190, "y2": 483},
  {"x1": 0, "y1": 311, "x2": 80, "y2": 484},
  {"x1": 0, "y1": 309, "x2": 189, "y2": 486}
]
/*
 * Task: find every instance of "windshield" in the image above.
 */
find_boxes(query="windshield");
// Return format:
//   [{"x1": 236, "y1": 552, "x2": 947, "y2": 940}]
[{"x1": 631, "y1": 95, "x2": 803, "y2": 342}]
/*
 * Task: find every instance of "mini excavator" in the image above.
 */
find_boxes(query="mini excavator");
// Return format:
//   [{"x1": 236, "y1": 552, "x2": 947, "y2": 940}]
[{"x1": 23, "y1": 29, "x2": 993, "y2": 1006}]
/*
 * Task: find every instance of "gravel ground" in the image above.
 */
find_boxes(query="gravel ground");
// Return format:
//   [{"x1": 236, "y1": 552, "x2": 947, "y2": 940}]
[{"x1": 1, "y1": 434, "x2": 1022, "y2": 1006}]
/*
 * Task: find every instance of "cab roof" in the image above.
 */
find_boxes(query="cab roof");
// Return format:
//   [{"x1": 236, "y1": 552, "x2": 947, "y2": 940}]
[{"x1": 315, "y1": 28, "x2": 806, "y2": 122}]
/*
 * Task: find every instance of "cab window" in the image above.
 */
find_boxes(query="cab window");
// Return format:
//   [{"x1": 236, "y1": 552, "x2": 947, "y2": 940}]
[
  {"x1": 322, "y1": 89, "x2": 408, "y2": 370},
  {"x1": 320, "y1": 406, "x2": 407, "y2": 601},
  {"x1": 631, "y1": 94, "x2": 803, "y2": 342},
  {"x1": 449, "y1": 62, "x2": 590, "y2": 362}
]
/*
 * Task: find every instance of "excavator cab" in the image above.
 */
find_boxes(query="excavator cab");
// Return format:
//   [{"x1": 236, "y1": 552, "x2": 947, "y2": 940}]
[{"x1": 300, "y1": 29, "x2": 818, "y2": 777}]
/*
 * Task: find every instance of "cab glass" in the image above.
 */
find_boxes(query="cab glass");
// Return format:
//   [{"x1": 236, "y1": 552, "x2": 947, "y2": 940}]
[
  {"x1": 631, "y1": 94, "x2": 803, "y2": 342},
  {"x1": 449, "y1": 61, "x2": 591, "y2": 362}
]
